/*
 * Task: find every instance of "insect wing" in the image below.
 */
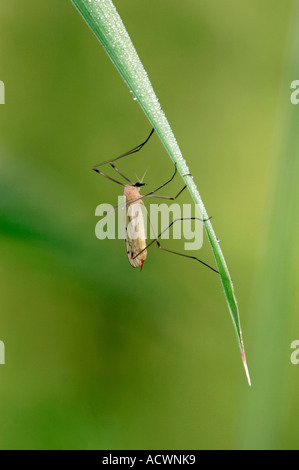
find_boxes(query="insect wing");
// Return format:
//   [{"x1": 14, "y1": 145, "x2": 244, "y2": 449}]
[{"x1": 125, "y1": 203, "x2": 147, "y2": 269}]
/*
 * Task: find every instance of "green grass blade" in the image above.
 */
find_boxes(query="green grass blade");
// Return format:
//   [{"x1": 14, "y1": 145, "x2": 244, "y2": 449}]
[{"x1": 70, "y1": 0, "x2": 251, "y2": 385}]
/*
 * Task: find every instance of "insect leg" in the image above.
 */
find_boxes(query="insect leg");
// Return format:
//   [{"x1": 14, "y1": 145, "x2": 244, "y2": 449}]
[
  {"x1": 157, "y1": 245, "x2": 219, "y2": 274},
  {"x1": 109, "y1": 163, "x2": 134, "y2": 184},
  {"x1": 143, "y1": 205, "x2": 159, "y2": 244},
  {"x1": 97, "y1": 171, "x2": 185, "y2": 214},
  {"x1": 93, "y1": 128, "x2": 155, "y2": 170},
  {"x1": 141, "y1": 164, "x2": 192, "y2": 199},
  {"x1": 143, "y1": 184, "x2": 187, "y2": 201},
  {"x1": 133, "y1": 217, "x2": 220, "y2": 275},
  {"x1": 103, "y1": 184, "x2": 187, "y2": 215},
  {"x1": 92, "y1": 168, "x2": 125, "y2": 186},
  {"x1": 142, "y1": 164, "x2": 178, "y2": 198}
]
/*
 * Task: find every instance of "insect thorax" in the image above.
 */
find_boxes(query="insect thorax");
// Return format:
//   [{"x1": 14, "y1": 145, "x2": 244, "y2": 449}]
[{"x1": 124, "y1": 185, "x2": 141, "y2": 202}]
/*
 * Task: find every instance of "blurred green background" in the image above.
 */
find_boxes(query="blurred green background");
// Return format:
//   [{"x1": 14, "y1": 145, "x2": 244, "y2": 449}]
[{"x1": 0, "y1": 0, "x2": 298, "y2": 450}]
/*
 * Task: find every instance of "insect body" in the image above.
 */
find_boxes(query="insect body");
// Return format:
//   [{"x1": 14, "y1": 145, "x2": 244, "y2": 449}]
[
  {"x1": 93, "y1": 128, "x2": 219, "y2": 275},
  {"x1": 124, "y1": 183, "x2": 147, "y2": 270}
]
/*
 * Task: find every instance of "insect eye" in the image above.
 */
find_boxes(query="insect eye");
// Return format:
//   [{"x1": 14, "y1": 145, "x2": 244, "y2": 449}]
[{"x1": 135, "y1": 182, "x2": 146, "y2": 187}]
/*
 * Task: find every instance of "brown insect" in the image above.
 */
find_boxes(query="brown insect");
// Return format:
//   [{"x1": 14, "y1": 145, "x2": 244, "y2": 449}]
[{"x1": 93, "y1": 129, "x2": 219, "y2": 274}]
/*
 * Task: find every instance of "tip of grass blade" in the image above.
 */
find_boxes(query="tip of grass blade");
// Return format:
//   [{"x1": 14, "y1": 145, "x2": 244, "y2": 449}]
[{"x1": 241, "y1": 348, "x2": 251, "y2": 387}]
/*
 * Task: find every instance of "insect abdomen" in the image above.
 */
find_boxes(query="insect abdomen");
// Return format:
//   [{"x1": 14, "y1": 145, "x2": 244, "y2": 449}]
[{"x1": 126, "y1": 202, "x2": 147, "y2": 270}]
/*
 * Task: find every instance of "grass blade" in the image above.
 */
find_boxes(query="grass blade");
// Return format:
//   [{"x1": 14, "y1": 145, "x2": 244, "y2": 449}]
[{"x1": 70, "y1": 0, "x2": 251, "y2": 385}]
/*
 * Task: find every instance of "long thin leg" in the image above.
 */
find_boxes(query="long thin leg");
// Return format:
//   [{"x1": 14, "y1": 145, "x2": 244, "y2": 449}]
[
  {"x1": 103, "y1": 183, "x2": 187, "y2": 215},
  {"x1": 144, "y1": 185, "x2": 187, "y2": 200},
  {"x1": 93, "y1": 161, "x2": 134, "y2": 186},
  {"x1": 133, "y1": 217, "x2": 219, "y2": 275},
  {"x1": 143, "y1": 204, "x2": 159, "y2": 243},
  {"x1": 109, "y1": 163, "x2": 133, "y2": 184},
  {"x1": 93, "y1": 128, "x2": 155, "y2": 170},
  {"x1": 103, "y1": 165, "x2": 185, "y2": 213},
  {"x1": 158, "y1": 246, "x2": 219, "y2": 274},
  {"x1": 142, "y1": 164, "x2": 178, "y2": 197},
  {"x1": 92, "y1": 168, "x2": 125, "y2": 186},
  {"x1": 100, "y1": 165, "x2": 187, "y2": 215},
  {"x1": 140, "y1": 164, "x2": 192, "y2": 199}
]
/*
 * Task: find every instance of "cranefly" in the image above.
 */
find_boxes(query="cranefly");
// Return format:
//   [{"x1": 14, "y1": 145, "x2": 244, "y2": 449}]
[{"x1": 93, "y1": 129, "x2": 219, "y2": 274}]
